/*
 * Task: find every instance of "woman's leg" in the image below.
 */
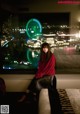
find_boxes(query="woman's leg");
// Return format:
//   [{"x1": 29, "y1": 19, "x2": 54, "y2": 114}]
[
  {"x1": 18, "y1": 77, "x2": 37, "y2": 102},
  {"x1": 50, "y1": 76, "x2": 56, "y2": 90},
  {"x1": 27, "y1": 77, "x2": 37, "y2": 94}
]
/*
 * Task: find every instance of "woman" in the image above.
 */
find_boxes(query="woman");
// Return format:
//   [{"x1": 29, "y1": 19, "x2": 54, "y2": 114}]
[
  {"x1": 35, "y1": 42, "x2": 56, "y2": 90},
  {"x1": 18, "y1": 42, "x2": 56, "y2": 102}
]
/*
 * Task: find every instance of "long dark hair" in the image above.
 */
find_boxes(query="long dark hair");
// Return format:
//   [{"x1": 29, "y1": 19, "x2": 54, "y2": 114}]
[{"x1": 40, "y1": 42, "x2": 52, "y2": 62}]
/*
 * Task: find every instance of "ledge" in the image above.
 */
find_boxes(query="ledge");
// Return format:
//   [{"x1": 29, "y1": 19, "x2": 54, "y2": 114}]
[{"x1": 0, "y1": 74, "x2": 80, "y2": 92}]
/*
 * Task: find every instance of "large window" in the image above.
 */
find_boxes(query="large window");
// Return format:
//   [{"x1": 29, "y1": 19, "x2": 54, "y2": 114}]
[{"x1": 1, "y1": 12, "x2": 80, "y2": 74}]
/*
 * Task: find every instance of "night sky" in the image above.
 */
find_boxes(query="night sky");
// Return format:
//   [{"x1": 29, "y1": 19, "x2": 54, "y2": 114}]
[
  {"x1": 0, "y1": 0, "x2": 70, "y2": 26},
  {"x1": 19, "y1": 12, "x2": 70, "y2": 25}
]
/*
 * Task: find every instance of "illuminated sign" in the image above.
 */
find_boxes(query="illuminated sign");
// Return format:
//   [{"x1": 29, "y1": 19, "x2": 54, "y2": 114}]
[{"x1": 57, "y1": 0, "x2": 80, "y2": 4}]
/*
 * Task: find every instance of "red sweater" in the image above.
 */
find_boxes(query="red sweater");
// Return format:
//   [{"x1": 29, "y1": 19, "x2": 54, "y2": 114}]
[{"x1": 35, "y1": 53, "x2": 56, "y2": 79}]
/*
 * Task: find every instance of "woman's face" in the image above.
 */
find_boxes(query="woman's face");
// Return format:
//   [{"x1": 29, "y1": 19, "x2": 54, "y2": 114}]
[{"x1": 43, "y1": 47, "x2": 48, "y2": 53}]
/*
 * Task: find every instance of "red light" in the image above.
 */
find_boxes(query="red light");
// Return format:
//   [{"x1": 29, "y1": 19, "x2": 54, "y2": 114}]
[{"x1": 58, "y1": 0, "x2": 80, "y2": 4}]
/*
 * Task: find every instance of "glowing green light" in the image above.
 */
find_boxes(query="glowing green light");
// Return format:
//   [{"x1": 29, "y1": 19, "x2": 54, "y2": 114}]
[
  {"x1": 27, "y1": 48, "x2": 40, "y2": 67},
  {"x1": 26, "y1": 18, "x2": 42, "y2": 39}
]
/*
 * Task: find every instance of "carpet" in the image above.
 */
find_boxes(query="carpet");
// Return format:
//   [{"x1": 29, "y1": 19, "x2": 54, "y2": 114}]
[
  {"x1": 0, "y1": 89, "x2": 79, "y2": 114},
  {"x1": 57, "y1": 89, "x2": 75, "y2": 114},
  {"x1": 66, "y1": 89, "x2": 80, "y2": 114}
]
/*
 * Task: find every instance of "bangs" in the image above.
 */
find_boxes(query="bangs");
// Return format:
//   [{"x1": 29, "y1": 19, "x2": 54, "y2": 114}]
[
  {"x1": 42, "y1": 43, "x2": 50, "y2": 48},
  {"x1": 43, "y1": 45, "x2": 48, "y2": 48}
]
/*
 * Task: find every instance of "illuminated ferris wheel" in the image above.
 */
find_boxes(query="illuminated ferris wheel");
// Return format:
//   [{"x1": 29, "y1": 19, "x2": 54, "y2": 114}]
[
  {"x1": 26, "y1": 18, "x2": 42, "y2": 39},
  {"x1": 26, "y1": 18, "x2": 42, "y2": 67}
]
